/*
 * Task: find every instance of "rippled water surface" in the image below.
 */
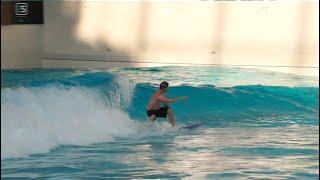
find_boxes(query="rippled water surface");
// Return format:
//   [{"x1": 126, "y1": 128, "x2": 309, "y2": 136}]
[{"x1": 1, "y1": 66, "x2": 319, "y2": 179}]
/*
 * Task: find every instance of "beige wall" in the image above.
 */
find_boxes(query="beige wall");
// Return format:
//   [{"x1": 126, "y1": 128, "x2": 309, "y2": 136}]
[
  {"x1": 42, "y1": 1, "x2": 319, "y2": 76},
  {"x1": 1, "y1": 25, "x2": 43, "y2": 69},
  {"x1": 2, "y1": 1, "x2": 319, "y2": 77}
]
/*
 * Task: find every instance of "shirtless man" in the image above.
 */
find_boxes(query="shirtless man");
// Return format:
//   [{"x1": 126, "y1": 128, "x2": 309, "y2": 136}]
[{"x1": 146, "y1": 81, "x2": 188, "y2": 127}]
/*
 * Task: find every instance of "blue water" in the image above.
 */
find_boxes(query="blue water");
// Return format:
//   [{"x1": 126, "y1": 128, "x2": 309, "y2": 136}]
[{"x1": 1, "y1": 66, "x2": 319, "y2": 179}]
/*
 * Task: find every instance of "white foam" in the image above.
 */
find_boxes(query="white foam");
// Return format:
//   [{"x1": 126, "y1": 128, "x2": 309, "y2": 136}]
[
  {"x1": 1, "y1": 86, "x2": 139, "y2": 159},
  {"x1": 114, "y1": 75, "x2": 136, "y2": 108},
  {"x1": 1, "y1": 74, "x2": 180, "y2": 159}
]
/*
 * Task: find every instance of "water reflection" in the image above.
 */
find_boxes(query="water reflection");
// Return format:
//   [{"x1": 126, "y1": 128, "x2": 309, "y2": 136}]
[
  {"x1": 2, "y1": 125, "x2": 318, "y2": 179},
  {"x1": 91, "y1": 125, "x2": 318, "y2": 179}
]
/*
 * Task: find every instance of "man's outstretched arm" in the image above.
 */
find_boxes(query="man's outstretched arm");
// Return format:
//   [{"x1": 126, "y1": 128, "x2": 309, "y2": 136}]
[{"x1": 157, "y1": 95, "x2": 188, "y2": 104}]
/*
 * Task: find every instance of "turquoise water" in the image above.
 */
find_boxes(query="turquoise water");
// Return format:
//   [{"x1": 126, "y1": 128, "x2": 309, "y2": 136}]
[{"x1": 1, "y1": 66, "x2": 319, "y2": 179}]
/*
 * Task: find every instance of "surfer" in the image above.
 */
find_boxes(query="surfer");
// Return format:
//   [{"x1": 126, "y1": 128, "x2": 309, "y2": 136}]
[{"x1": 146, "y1": 81, "x2": 188, "y2": 127}]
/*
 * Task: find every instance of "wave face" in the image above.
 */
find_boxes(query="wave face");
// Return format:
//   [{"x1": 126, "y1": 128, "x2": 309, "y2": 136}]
[
  {"x1": 130, "y1": 84, "x2": 318, "y2": 127},
  {"x1": 1, "y1": 67, "x2": 319, "y2": 159}
]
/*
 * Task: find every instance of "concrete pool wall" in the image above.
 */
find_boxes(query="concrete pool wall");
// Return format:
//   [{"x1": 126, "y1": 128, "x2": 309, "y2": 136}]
[{"x1": 1, "y1": 1, "x2": 319, "y2": 76}]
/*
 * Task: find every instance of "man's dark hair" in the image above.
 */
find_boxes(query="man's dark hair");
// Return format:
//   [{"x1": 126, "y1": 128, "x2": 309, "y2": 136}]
[{"x1": 160, "y1": 81, "x2": 169, "y2": 90}]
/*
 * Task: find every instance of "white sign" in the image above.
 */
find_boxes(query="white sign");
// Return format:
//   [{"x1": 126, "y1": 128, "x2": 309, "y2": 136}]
[{"x1": 15, "y1": 3, "x2": 28, "y2": 16}]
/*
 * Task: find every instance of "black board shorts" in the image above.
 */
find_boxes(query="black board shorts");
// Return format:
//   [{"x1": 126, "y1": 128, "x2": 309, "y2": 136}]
[{"x1": 147, "y1": 106, "x2": 169, "y2": 118}]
